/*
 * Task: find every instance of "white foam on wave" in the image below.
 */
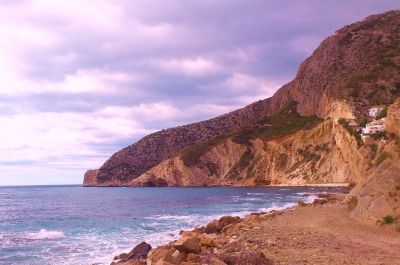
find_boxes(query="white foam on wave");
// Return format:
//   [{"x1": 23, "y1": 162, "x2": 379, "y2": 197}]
[
  {"x1": 304, "y1": 195, "x2": 318, "y2": 203},
  {"x1": 242, "y1": 197, "x2": 264, "y2": 201},
  {"x1": 259, "y1": 202, "x2": 297, "y2": 213},
  {"x1": 246, "y1": 193, "x2": 268, "y2": 196},
  {"x1": 27, "y1": 229, "x2": 64, "y2": 240}
]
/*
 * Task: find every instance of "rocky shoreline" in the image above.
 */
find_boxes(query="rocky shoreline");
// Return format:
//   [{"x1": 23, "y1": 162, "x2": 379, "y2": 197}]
[{"x1": 108, "y1": 192, "x2": 400, "y2": 265}]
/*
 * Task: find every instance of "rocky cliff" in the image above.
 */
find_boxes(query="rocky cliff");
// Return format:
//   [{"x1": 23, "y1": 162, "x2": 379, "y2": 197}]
[
  {"x1": 84, "y1": 99, "x2": 273, "y2": 186},
  {"x1": 131, "y1": 119, "x2": 366, "y2": 187},
  {"x1": 348, "y1": 96, "x2": 400, "y2": 222},
  {"x1": 84, "y1": 10, "x2": 400, "y2": 190}
]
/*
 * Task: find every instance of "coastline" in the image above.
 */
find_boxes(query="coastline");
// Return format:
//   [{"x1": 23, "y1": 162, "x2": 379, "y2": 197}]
[
  {"x1": 274, "y1": 183, "x2": 350, "y2": 187},
  {"x1": 111, "y1": 193, "x2": 400, "y2": 265}
]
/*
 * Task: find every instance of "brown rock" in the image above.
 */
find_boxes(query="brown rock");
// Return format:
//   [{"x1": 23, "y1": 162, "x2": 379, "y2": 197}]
[
  {"x1": 313, "y1": 199, "x2": 327, "y2": 205},
  {"x1": 210, "y1": 259, "x2": 228, "y2": 265},
  {"x1": 205, "y1": 220, "x2": 219, "y2": 234},
  {"x1": 191, "y1": 226, "x2": 205, "y2": 233},
  {"x1": 121, "y1": 242, "x2": 151, "y2": 262},
  {"x1": 221, "y1": 223, "x2": 244, "y2": 235},
  {"x1": 259, "y1": 212, "x2": 275, "y2": 220},
  {"x1": 200, "y1": 236, "x2": 217, "y2": 247},
  {"x1": 174, "y1": 236, "x2": 201, "y2": 254},
  {"x1": 114, "y1": 253, "x2": 127, "y2": 260},
  {"x1": 186, "y1": 253, "x2": 200, "y2": 262},
  {"x1": 217, "y1": 216, "x2": 241, "y2": 232},
  {"x1": 155, "y1": 262, "x2": 174, "y2": 265},
  {"x1": 147, "y1": 246, "x2": 179, "y2": 265},
  {"x1": 298, "y1": 200, "x2": 307, "y2": 206}
]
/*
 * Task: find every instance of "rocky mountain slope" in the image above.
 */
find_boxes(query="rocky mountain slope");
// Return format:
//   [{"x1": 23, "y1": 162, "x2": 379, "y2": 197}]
[
  {"x1": 84, "y1": 8, "x2": 400, "y2": 204},
  {"x1": 130, "y1": 103, "x2": 362, "y2": 187}
]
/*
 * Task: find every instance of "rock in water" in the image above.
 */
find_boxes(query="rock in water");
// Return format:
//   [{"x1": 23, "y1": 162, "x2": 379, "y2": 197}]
[{"x1": 121, "y1": 242, "x2": 152, "y2": 262}]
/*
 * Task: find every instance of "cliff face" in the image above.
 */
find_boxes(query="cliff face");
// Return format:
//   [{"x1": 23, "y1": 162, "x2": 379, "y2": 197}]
[
  {"x1": 130, "y1": 119, "x2": 368, "y2": 187},
  {"x1": 268, "y1": 10, "x2": 400, "y2": 118},
  {"x1": 385, "y1": 97, "x2": 400, "y2": 136},
  {"x1": 348, "y1": 97, "x2": 400, "y2": 223},
  {"x1": 83, "y1": 169, "x2": 99, "y2": 187},
  {"x1": 84, "y1": 10, "x2": 400, "y2": 187}
]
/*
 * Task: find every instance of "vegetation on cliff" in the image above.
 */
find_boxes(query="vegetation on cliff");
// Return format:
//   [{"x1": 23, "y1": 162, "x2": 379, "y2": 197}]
[{"x1": 180, "y1": 102, "x2": 323, "y2": 168}]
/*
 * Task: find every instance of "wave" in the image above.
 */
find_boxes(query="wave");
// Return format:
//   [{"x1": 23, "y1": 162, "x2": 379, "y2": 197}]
[
  {"x1": 258, "y1": 202, "x2": 297, "y2": 213},
  {"x1": 26, "y1": 229, "x2": 64, "y2": 240}
]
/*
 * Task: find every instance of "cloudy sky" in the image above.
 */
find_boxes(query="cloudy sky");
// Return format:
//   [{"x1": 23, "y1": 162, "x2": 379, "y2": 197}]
[{"x1": 0, "y1": 1, "x2": 398, "y2": 185}]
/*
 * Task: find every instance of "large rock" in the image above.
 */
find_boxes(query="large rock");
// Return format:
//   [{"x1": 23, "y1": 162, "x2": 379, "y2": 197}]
[
  {"x1": 122, "y1": 242, "x2": 151, "y2": 262},
  {"x1": 174, "y1": 236, "x2": 201, "y2": 254},
  {"x1": 147, "y1": 246, "x2": 180, "y2": 265},
  {"x1": 204, "y1": 220, "x2": 218, "y2": 234},
  {"x1": 217, "y1": 216, "x2": 241, "y2": 232}
]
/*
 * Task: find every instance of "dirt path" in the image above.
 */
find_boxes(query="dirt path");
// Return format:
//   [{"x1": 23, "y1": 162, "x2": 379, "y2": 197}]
[{"x1": 237, "y1": 201, "x2": 400, "y2": 264}]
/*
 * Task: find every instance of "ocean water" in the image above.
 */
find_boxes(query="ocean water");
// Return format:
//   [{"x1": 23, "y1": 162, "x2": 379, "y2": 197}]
[{"x1": 0, "y1": 185, "x2": 345, "y2": 265}]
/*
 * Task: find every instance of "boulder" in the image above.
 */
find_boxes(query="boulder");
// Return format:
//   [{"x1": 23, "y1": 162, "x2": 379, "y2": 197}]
[
  {"x1": 122, "y1": 242, "x2": 151, "y2": 262},
  {"x1": 200, "y1": 236, "x2": 216, "y2": 247},
  {"x1": 147, "y1": 246, "x2": 179, "y2": 265},
  {"x1": 191, "y1": 226, "x2": 205, "y2": 233},
  {"x1": 114, "y1": 253, "x2": 127, "y2": 260},
  {"x1": 217, "y1": 216, "x2": 241, "y2": 232},
  {"x1": 174, "y1": 236, "x2": 201, "y2": 254},
  {"x1": 313, "y1": 198, "x2": 327, "y2": 205},
  {"x1": 205, "y1": 220, "x2": 219, "y2": 234},
  {"x1": 221, "y1": 223, "x2": 243, "y2": 235},
  {"x1": 186, "y1": 253, "x2": 200, "y2": 262}
]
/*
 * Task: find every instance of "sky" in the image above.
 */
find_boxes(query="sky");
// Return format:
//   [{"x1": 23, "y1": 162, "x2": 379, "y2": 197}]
[{"x1": 0, "y1": 1, "x2": 398, "y2": 185}]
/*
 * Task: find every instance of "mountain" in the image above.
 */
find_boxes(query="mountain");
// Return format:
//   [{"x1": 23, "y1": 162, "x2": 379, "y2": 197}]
[{"x1": 83, "y1": 8, "x2": 400, "y2": 199}]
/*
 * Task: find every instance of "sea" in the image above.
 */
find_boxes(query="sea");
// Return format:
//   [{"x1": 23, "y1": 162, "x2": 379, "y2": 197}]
[{"x1": 0, "y1": 185, "x2": 345, "y2": 265}]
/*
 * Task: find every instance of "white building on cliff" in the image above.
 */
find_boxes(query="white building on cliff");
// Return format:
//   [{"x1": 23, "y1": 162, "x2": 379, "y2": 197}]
[
  {"x1": 361, "y1": 119, "x2": 386, "y2": 134},
  {"x1": 368, "y1": 105, "x2": 385, "y2": 118}
]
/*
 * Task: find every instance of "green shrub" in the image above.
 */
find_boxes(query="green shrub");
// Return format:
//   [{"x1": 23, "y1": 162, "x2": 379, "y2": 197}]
[
  {"x1": 233, "y1": 101, "x2": 323, "y2": 144},
  {"x1": 382, "y1": 215, "x2": 394, "y2": 224},
  {"x1": 371, "y1": 131, "x2": 387, "y2": 140},
  {"x1": 180, "y1": 101, "x2": 323, "y2": 168},
  {"x1": 376, "y1": 106, "x2": 388, "y2": 119},
  {"x1": 375, "y1": 151, "x2": 392, "y2": 166}
]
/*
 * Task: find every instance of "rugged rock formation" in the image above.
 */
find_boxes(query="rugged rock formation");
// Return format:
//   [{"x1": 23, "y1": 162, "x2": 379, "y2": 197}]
[
  {"x1": 131, "y1": 118, "x2": 368, "y2": 187},
  {"x1": 385, "y1": 97, "x2": 400, "y2": 136},
  {"x1": 88, "y1": 99, "x2": 273, "y2": 186},
  {"x1": 347, "y1": 98, "x2": 400, "y2": 222},
  {"x1": 84, "y1": 10, "x2": 400, "y2": 188},
  {"x1": 269, "y1": 10, "x2": 400, "y2": 118},
  {"x1": 83, "y1": 169, "x2": 98, "y2": 187}
]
